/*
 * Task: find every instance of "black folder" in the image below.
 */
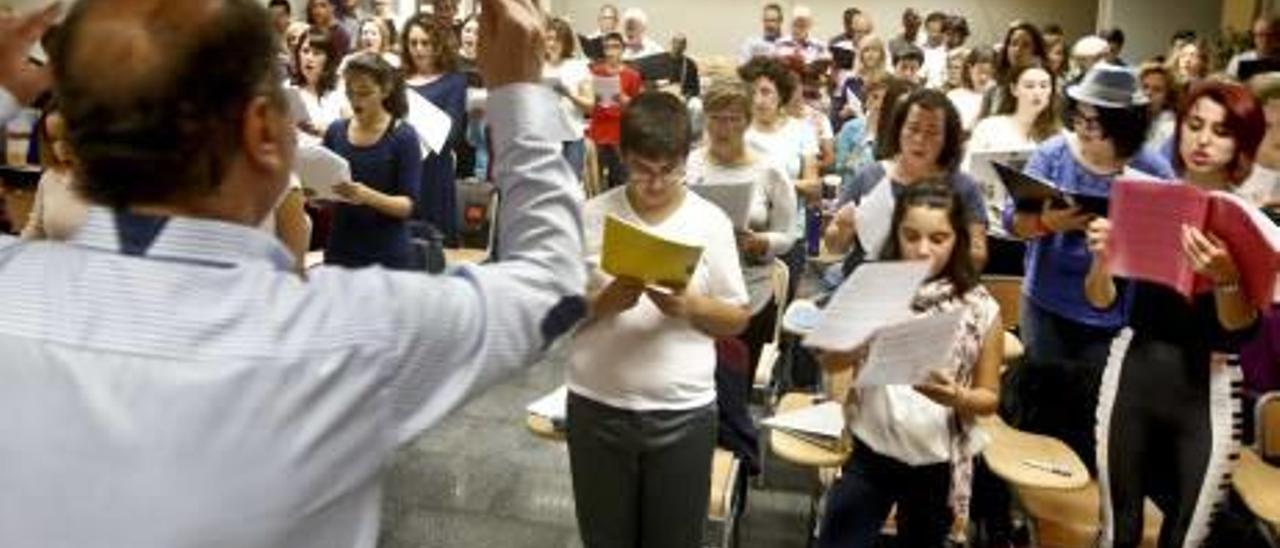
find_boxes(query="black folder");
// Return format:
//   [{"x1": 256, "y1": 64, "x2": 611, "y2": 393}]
[{"x1": 992, "y1": 161, "x2": 1108, "y2": 216}]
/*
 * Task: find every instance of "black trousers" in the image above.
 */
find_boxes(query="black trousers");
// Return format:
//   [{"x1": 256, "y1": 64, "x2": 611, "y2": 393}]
[
  {"x1": 1097, "y1": 332, "x2": 1241, "y2": 548},
  {"x1": 566, "y1": 392, "x2": 717, "y2": 548},
  {"x1": 596, "y1": 144, "x2": 627, "y2": 189},
  {"x1": 817, "y1": 440, "x2": 953, "y2": 548}
]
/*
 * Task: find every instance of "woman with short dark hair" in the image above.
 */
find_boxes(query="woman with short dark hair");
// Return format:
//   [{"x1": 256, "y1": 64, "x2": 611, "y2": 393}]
[
  {"x1": 826, "y1": 88, "x2": 989, "y2": 270},
  {"x1": 290, "y1": 26, "x2": 350, "y2": 145},
  {"x1": 1006, "y1": 64, "x2": 1175, "y2": 371},
  {"x1": 305, "y1": 0, "x2": 351, "y2": 58}
]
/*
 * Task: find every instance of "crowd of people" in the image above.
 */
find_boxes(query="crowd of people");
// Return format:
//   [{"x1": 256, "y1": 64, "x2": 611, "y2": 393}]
[{"x1": 1, "y1": 0, "x2": 1280, "y2": 547}]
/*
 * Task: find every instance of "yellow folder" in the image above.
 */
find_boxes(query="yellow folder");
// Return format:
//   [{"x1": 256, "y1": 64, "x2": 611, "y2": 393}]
[{"x1": 602, "y1": 215, "x2": 704, "y2": 289}]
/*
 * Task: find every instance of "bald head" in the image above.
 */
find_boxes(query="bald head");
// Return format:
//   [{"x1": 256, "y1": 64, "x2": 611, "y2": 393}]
[{"x1": 55, "y1": 0, "x2": 281, "y2": 207}]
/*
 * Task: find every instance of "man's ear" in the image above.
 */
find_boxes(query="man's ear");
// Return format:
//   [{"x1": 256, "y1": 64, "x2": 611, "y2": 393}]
[{"x1": 241, "y1": 95, "x2": 293, "y2": 176}]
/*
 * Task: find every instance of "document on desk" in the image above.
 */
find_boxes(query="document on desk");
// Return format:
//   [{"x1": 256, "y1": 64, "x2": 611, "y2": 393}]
[
  {"x1": 761, "y1": 401, "x2": 845, "y2": 449},
  {"x1": 602, "y1": 215, "x2": 704, "y2": 288},
  {"x1": 293, "y1": 144, "x2": 351, "y2": 202},
  {"x1": 804, "y1": 260, "x2": 933, "y2": 352},
  {"x1": 406, "y1": 91, "x2": 453, "y2": 159},
  {"x1": 856, "y1": 310, "x2": 963, "y2": 387},
  {"x1": 689, "y1": 182, "x2": 755, "y2": 230},
  {"x1": 526, "y1": 385, "x2": 568, "y2": 421}
]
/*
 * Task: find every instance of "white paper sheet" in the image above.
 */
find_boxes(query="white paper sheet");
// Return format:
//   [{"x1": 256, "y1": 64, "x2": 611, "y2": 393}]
[
  {"x1": 283, "y1": 86, "x2": 311, "y2": 125},
  {"x1": 853, "y1": 178, "x2": 896, "y2": 259},
  {"x1": 593, "y1": 75, "x2": 622, "y2": 105},
  {"x1": 855, "y1": 310, "x2": 964, "y2": 387},
  {"x1": 406, "y1": 91, "x2": 453, "y2": 160},
  {"x1": 525, "y1": 385, "x2": 568, "y2": 421},
  {"x1": 804, "y1": 260, "x2": 933, "y2": 352},
  {"x1": 293, "y1": 144, "x2": 351, "y2": 202},
  {"x1": 761, "y1": 400, "x2": 845, "y2": 441},
  {"x1": 690, "y1": 182, "x2": 755, "y2": 230},
  {"x1": 968, "y1": 148, "x2": 1034, "y2": 211}
]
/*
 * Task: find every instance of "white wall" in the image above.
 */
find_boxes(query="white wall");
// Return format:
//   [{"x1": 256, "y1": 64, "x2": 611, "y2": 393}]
[
  {"x1": 1099, "y1": 0, "x2": 1224, "y2": 64},
  {"x1": 550, "y1": 0, "x2": 1099, "y2": 58}
]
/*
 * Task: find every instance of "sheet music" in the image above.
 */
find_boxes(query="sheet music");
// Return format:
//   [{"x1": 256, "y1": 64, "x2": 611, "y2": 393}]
[
  {"x1": 854, "y1": 177, "x2": 896, "y2": 258},
  {"x1": 761, "y1": 401, "x2": 845, "y2": 440},
  {"x1": 525, "y1": 385, "x2": 568, "y2": 420},
  {"x1": 406, "y1": 91, "x2": 453, "y2": 159},
  {"x1": 804, "y1": 261, "x2": 933, "y2": 352},
  {"x1": 593, "y1": 75, "x2": 622, "y2": 105},
  {"x1": 293, "y1": 144, "x2": 351, "y2": 202},
  {"x1": 690, "y1": 182, "x2": 755, "y2": 230},
  {"x1": 1107, "y1": 180, "x2": 1209, "y2": 298},
  {"x1": 969, "y1": 148, "x2": 1034, "y2": 216},
  {"x1": 856, "y1": 310, "x2": 964, "y2": 387}
]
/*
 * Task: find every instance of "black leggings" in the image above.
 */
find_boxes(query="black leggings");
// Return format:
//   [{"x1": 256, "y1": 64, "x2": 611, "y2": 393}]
[{"x1": 1097, "y1": 329, "x2": 1243, "y2": 548}]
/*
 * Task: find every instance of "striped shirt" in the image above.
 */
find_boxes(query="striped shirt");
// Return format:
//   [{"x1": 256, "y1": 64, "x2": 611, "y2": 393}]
[{"x1": 0, "y1": 84, "x2": 586, "y2": 548}]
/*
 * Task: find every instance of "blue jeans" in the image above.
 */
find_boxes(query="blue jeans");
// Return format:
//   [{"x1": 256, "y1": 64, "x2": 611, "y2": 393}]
[
  {"x1": 562, "y1": 139, "x2": 585, "y2": 179},
  {"x1": 1019, "y1": 297, "x2": 1118, "y2": 371}
]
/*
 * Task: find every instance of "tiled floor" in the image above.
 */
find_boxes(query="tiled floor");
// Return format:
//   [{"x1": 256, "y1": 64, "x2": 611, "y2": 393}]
[{"x1": 379, "y1": 343, "x2": 822, "y2": 548}]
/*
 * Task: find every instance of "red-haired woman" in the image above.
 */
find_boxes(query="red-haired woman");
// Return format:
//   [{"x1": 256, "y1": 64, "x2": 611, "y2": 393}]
[{"x1": 1084, "y1": 81, "x2": 1265, "y2": 547}]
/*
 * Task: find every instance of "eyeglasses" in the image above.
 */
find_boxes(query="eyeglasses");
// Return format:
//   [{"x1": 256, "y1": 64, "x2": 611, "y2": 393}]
[
  {"x1": 627, "y1": 160, "x2": 686, "y2": 185},
  {"x1": 1073, "y1": 111, "x2": 1102, "y2": 130}
]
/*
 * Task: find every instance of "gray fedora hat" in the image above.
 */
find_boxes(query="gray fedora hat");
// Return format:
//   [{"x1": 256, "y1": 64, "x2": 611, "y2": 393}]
[{"x1": 1066, "y1": 62, "x2": 1148, "y2": 108}]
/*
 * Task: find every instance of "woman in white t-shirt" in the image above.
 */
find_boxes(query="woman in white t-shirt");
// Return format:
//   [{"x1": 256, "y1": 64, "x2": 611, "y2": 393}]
[
  {"x1": 290, "y1": 26, "x2": 350, "y2": 147},
  {"x1": 544, "y1": 17, "x2": 594, "y2": 178},
  {"x1": 1239, "y1": 74, "x2": 1280, "y2": 209},
  {"x1": 816, "y1": 183, "x2": 1002, "y2": 547},
  {"x1": 739, "y1": 56, "x2": 821, "y2": 207},
  {"x1": 962, "y1": 63, "x2": 1059, "y2": 237},
  {"x1": 946, "y1": 46, "x2": 995, "y2": 133},
  {"x1": 568, "y1": 93, "x2": 751, "y2": 548},
  {"x1": 686, "y1": 81, "x2": 798, "y2": 384}
]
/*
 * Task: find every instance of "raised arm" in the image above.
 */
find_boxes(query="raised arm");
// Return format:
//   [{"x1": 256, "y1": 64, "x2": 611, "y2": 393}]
[{"x1": 369, "y1": 0, "x2": 588, "y2": 441}]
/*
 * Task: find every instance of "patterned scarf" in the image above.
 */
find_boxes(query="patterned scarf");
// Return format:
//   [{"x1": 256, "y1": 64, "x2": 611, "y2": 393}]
[{"x1": 910, "y1": 278, "x2": 993, "y2": 524}]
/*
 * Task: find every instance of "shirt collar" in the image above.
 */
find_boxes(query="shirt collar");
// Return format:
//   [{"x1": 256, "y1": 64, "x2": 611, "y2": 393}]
[{"x1": 70, "y1": 206, "x2": 295, "y2": 271}]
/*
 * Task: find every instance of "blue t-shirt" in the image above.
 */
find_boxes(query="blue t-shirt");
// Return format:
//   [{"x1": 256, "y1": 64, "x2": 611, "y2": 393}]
[
  {"x1": 1003, "y1": 134, "x2": 1175, "y2": 328},
  {"x1": 323, "y1": 119, "x2": 423, "y2": 269},
  {"x1": 836, "y1": 161, "x2": 989, "y2": 227}
]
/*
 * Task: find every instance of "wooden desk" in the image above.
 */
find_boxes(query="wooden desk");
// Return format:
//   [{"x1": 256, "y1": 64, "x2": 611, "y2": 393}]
[
  {"x1": 769, "y1": 393, "x2": 850, "y2": 469},
  {"x1": 445, "y1": 248, "x2": 489, "y2": 265},
  {"x1": 525, "y1": 413, "x2": 565, "y2": 442},
  {"x1": 1234, "y1": 448, "x2": 1280, "y2": 528},
  {"x1": 978, "y1": 415, "x2": 1089, "y2": 490}
]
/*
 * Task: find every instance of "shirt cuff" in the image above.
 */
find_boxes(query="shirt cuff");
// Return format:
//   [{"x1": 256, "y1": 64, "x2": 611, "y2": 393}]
[
  {"x1": 0, "y1": 87, "x2": 19, "y2": 128},
  {"x1": 486, "y1": 83, "x2": 575, "y2": 149}
]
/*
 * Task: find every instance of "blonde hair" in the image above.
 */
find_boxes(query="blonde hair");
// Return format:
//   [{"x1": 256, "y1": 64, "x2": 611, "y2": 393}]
[{"x1": 702, "y1": 80, "x2": 754, "y2": 123}]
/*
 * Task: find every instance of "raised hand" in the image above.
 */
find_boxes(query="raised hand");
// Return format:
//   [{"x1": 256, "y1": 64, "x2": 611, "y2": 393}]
[
  {"x1": 477, "y1": 0, "x2": 544, "y2": 89},
  {"x1": 0, "y1": 3, "x2": 61, "y2": 105}
]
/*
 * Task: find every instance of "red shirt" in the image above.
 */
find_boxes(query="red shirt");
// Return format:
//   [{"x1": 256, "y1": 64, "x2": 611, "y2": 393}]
[{"x1": 587, "y1": 64, "x2": 643, "y2": 146}]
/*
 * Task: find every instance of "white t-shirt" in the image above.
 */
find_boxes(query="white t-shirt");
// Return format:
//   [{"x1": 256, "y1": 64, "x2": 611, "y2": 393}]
[
  {"x1": 922, "y1": 44, "x2": 949, "y2": 89},
  {"x1": 947, "y1": 88, "x2": 985, "y2": 132},
  {"x1": 543, "y1": 59, "x2": 591, "y2": 138},
  {"x1": 848, "y1": 289, "x2": 999, "y2": 466},
  {"x1": 569, "y1": 187, "x2": 750, "y2": 411},
  {"x1": 746, "y1": 118, "x2": 818, "y2": 181},
  {"x1": 962, "y1": 116, "x2": 1039, "y2": 232},
  {"x1": 685, "y1": 150, "x2": 798, "y2": 314},
  {"x1": 293, "y1": 85, "x2": 350, "y2": 147},
  {"x1": 1238, "y1": 163, "x2": 1280, "y2": 207}
]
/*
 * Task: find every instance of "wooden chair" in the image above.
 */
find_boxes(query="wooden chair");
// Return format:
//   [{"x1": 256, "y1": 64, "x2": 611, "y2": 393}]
[
  {"x1": 980, "y1": 275, "x2": 1025, "y2": 363},
  {"x1": 752, "y1": 258, "x2": 791, "y2": 402},
  {"x1": 1234, "y1": 392, "x2": 1280, "y2": 537},
  {"x1": 444, "y1": 191, "x2": 498, "y2": 266}
]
